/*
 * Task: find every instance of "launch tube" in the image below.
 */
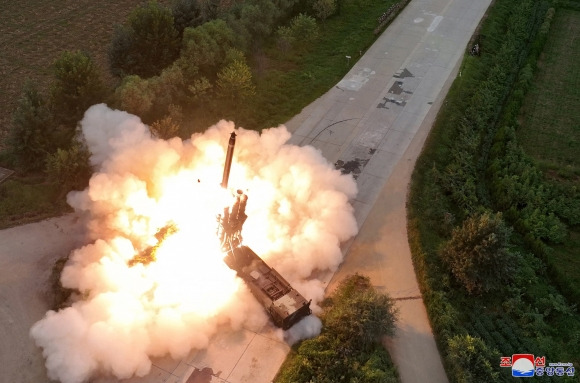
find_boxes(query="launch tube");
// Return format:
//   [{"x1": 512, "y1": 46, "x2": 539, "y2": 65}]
[{"x1": 221, "y1": 132, "x2": 236, "y2": 189}]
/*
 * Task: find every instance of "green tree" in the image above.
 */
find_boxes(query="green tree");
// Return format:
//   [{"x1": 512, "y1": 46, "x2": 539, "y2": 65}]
[
  {"x1": 109, "y1": 0, "x2": 180, "y2": 78},
  {"x1": 150, "y1": 115, "x2": 180, "y2": 139},
  {"x1": 276, "y1": 26, "x2": 294, "y2": 52},
  {"x1": 45, "y1": 139, "x2": 91, "y2": 194},
  {"x1": 216, "y1": 57, "x2": 256, "y2": 101},
  {"x1": 181, "y1": 19, "x2": 235, "y2": 77},
  {"x1": 275, "y1": 274, "x2": 399, "y2": 383},
  {"x1": 440, "y1": 211, "x2": 517, "y2": 294},
  {"x1": 312, "y1": 0, "x2": 336, "y2": 22},
  {"x1": 325, "y1": 274, "x2": 397, "y2": 351},
  {"x1": 290, "y1": 13, "x2": 319, "y2": 44},
  {"x1": 187, "y1": 76, "x2": 213, "y2": 103},
  {"x1": 149, "y1": 64, "x2": 188, "y2": 117},
  {"x1": 277, "y1": 14, "x2": 319, "y2": 52},
  {"x1": 50, "y1": 50, "x2": 106, "y2": 127},
  {"x1": 172, "y1": 0, "x2": 205, "y2": 37},
  {"x1": 197, "y1": 0, "x2": 222, "y2": 22},
  {"x1": 7, "y1": 83, "x2": 55, "y2": 170},
  {"x1": 226, "y1": 0, "x2": 280, "y2": 48},
  {"x1": 114, "y1": 75, "x2": 155, "y2": 118},
  {"x1": 447, "y1": 334, "x2": 500, "y2": 383}
]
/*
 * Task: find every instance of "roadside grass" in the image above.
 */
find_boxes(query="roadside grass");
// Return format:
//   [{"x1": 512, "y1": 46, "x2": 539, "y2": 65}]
[
  {"x1": 0, "y1": 175, "x2": 70, "y2": 229},
  {"x1": 184, "y1": 0, "x2": 401, "y2": 132},
  {"x1": 519, "y1": 9, "x2": 580, "y2": 178},
  {"x1": 248, "y1": 0, "x2": 399, "y2": 130}
]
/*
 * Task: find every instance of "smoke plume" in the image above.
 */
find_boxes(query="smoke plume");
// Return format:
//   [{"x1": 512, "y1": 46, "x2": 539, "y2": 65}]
[{"x1": 30, "y1": 104, "x2": 358, "y2": 383}]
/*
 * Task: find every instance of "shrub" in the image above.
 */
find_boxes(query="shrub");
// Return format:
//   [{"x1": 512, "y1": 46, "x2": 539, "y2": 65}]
[
  {"x1": 45, "y1": 140, "x2": 92, "y2": 195},
  {"x1": 114, "y1": 75, "x2": 155, "y2": 118},
  {"x1": 180, "y1": 19, "x2": 235, "y2": 77},
  {"x1": 440, "y1": 212, "x2": 517, "y2": 294},
  {"x1": 275, "y1": 274, "x2": 398, "y2": 383},
  {"x1": 172, "y1": 0, "x2": 205, "y2": 37},
  {"x1": 109, "y1": 0, "x2": 180, "y2": 78},
  {"x1": 216, "y1": 57, "x2": 256, "y2": 101},
  {"x1": 50, "y1": 50, "x2": 106, "y2": 128},
  {"x1": 313, "y1": 0, "x2": 337, "y2": 22},
  {"x1": 7, "y1": 83, "x2": 55, "y2": 170},
  {"x1": 150, "y1": 115, "x2": 180, "y2": 139},
  {"x1": 447, "y1": 334, "x2": 500, "y2": 383}
]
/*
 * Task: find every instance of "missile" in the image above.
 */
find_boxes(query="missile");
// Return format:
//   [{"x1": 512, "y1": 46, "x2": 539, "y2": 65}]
[{"x1": 221, "y1": 132, "x2": 236, "y2": 189}]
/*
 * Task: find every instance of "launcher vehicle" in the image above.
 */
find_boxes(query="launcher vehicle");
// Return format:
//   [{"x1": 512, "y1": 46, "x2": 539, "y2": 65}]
[{"x1": 216, "y1": 132, "x2": 312, "y2": 329}]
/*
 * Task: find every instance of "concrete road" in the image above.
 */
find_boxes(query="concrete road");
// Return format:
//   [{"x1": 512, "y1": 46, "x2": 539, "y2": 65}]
[
  {"x1": 116, "y1": 0, "x2": 492, "y2": 381},
  {"x1": 0, "y1": 0, "x2": 491, "y2": 382},
  {"x1": 0, "y1": 215, "x2": 86, "y2": 383},
  {"x1": 325, "y1": 61, "x2": 457, "y2": 383},
  {"x1": 286, "y1": 0, "x2": 491, "y2": 382}
]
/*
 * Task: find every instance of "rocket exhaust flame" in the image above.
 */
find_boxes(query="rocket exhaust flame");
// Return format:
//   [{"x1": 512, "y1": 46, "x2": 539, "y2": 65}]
[{"x1": 30, "y1": 104, "x2": 358, "y2": 383}]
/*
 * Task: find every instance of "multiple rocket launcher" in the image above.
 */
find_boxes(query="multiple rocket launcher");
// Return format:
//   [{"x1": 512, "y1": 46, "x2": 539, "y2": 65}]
[{"x1": 217, "y1": 132, "x2": 312, "y2": 330}]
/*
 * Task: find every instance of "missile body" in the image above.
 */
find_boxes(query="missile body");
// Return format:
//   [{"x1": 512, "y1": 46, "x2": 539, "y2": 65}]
[
  {"x1": 221, "y1": 132, "x2": 236, "y2": 189},
  {"x1": 216, "y1": 131, "x2": 312, "y2": 330}
]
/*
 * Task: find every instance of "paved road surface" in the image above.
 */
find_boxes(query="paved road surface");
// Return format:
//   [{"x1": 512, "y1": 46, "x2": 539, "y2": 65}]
[
  {"x1": 285, "y1": 0, "x2": 491, "y2": 382},
  {"x1": 0, "y1": 0, "x2": 491, "y2": 382}
]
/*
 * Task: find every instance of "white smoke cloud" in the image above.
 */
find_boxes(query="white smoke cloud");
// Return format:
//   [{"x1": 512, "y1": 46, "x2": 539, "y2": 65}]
[{"x1": 30, "y1": 104, "x2": 358, "y2": 383}]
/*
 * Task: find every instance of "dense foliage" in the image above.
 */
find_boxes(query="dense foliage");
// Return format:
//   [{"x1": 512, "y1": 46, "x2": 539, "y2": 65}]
[
  {"x1": 109, "y1": 0, "x2": 180, "y2": 78},
  {"x1": 440, "y1": 212, "x2": 516, "y2": 295},
  {"x1": 7, "y1": 83, "x2": 55, "y2": 171},
  {"x1": 51, "y1": 50, "x2": 107, "y2": 128},
  {"x1": 6, "y1": 50, "x2": 103, "y2": 172},
  {"x1": 408, "y1": 0, "x2": 580, "y2": 381},
  {"x1": 275, "y1": 274, "x2": 399, "y2": 383},
  {"x1": 1, "y1": 0, "x2": 402, "y2": 228}
]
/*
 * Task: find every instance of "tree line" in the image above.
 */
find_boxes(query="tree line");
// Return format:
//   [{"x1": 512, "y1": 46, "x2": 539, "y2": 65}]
[
  {"x1": 408, "y1": 0, "x2": 580, "y2": 381},
  {"x1": 2, "y1": 0, "x2": 339, "y2": 194}
]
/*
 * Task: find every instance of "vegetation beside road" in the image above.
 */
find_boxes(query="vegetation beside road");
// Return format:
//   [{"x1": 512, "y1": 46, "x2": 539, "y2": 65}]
[
  {"x1": 408, "y1": 0, "x2": 580, "y2": 381},
  {"x1": 275, "y1": 274, "x2": 399, "y2": 383},
  {"x1": 0, "y1": 0, "x2": 402, "y2": 228}
]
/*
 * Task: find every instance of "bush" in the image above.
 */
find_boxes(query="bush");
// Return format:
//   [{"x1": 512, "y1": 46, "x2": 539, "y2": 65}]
[
  {"x1": 180, "y1": 19, "x2": 235, "y2": 78},
  {"x1": 275, "y1": 274, "x2": 399, "y2": 383},
  {"x1": 225, "y1": 0, "x2": 281, "y2": 48},
  {"x1": 150, "y1": 115, "x2": 180, "y2": 140},
  {"x1": 447, "y1": 334, "x2": 500, "y2": 383},
  {"x1": 45, "y1": 139, "x2": 92, "y2": 195},
  {"x1": 313, "y1": 0, "x2": 337, "y2": 22},
  {"x1": 325, "y1": 274, "x2": 397, "y2": 351},
  {"x1": 172, "y1": 0, "x2": 205, "y2": 37},
  {"x1": 50, "y1": 50, "x2": 106, "y2": 128},
  {"x1": 216, "y1": 56, "x2": 256, "y2": 102},
  {"x1": 276, "y1": 14, "x2": 319, "y2": 52},
  {"x1": 114, "y1": 75, "x2": 155, "y2": 118},
  {"x1": 6, "y1": 83, "x2": 55, "y2": 170},
  {"x1": 109, "y1": 0, "x2": 180, "y2": 78},
  {"x1": 440, "y1": 211, "x2": 517, "y2": 295}
]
